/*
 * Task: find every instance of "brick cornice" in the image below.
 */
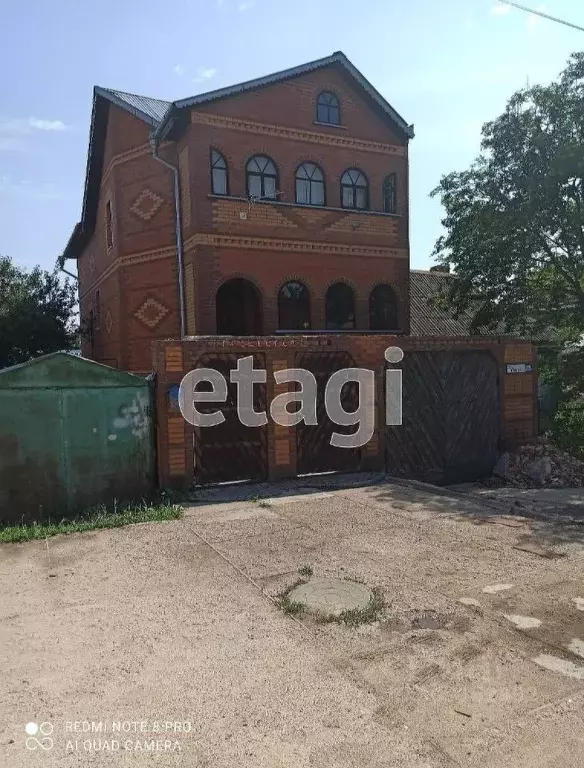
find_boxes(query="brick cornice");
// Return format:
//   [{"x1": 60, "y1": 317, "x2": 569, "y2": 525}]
[
  {"x1": 100, "y1": 140, "x2": 173, "y2": 191},
  {"x1": 183, "y1": 232, "x2": 407, "y2": 259},
  {"x1": 79, "y1": 246, "x2": 176, "y2": 299},
  {"x1": 191, "y1": 112, "x2": 406, "y2": 157}
]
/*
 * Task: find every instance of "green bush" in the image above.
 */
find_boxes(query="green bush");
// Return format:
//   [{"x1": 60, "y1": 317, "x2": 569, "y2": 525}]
[{"x1": 548, "y1": 398, "x2": 584, "y2": 460}]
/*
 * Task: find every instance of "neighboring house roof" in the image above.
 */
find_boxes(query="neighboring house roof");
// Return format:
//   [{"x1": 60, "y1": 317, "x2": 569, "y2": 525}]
[
  {"x1": 409, "y1": 269, "x2": 558, "y2": 344},
  {"x1": 61, "y1": 52, "x2": 414, "y2": 262},
  {"x1": 409, "y1": 270, "x2": 477, "y2": 336}
]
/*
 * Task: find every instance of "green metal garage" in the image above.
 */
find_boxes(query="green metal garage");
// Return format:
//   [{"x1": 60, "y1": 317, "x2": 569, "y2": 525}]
[{"x1": 0, "y1": 353, "x2": 155, "y2": 523}]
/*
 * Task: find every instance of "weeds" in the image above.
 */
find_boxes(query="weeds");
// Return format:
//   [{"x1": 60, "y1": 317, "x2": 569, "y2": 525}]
[
  {"x1": 0, "y1": 501, "x2": 182, "y2": 544},
  {"x1": 277, "y1": 577, "x2": 307, "y2": 617},
  {"x1": 337, "y1": 588, "x2": 385, "y2": 627},
  {"x1": 298, "y1": 564, "x2": 313, "y2": 578}
]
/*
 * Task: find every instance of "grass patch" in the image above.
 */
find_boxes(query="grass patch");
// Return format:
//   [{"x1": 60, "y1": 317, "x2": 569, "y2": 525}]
[
  {"x1": 252, "y1": 495, "x2": 272, "y2": 508},
  {"x1": 0, "y1": 501, "x2": 183, "y2": 544},
  {"x1": 337, "y1": 587, "x2": 385, "y2": 627},
  {"x1": 277, "y1": 577, "x2": 307, "y2": 617}
]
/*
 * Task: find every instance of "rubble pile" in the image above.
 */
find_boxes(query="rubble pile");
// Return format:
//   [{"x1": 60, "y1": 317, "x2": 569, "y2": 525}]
[{"x1": 488, "y1": 439, "x2": 584, "y2": 488}]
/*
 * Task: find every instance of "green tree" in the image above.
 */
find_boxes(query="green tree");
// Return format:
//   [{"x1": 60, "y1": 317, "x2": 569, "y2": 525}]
[
  {"x1": 431, "y1": 51, "x2": 584, "y2": 337},
  {"x1": 0, "y1": 255, "x2": 77, "y2": 368}
]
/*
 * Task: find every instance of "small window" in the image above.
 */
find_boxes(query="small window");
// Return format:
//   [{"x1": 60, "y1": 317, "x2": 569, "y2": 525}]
[
  {"x1": 278, "y1": 281, "x2": 311, "y2": 330},
  {"x1": 95, "y1": 290, "x2": 101, "y2": 330},
  {"x1": 295, "y1": 163, "x2": 325, "y2": 206},
  {"x1": 246, "y1": 155, "x2": 278, "y2": 200},
  {"x1": 383, "y1": 173, "x2": 397, "y2": 214},
  {"x1": 211, "y1": 149, "x2": 228, "y2": 195},
  {"x1": 325, "y1": 283, "x2": 356, "y2": 330},
  {"x1": 105, "y1": 200, "x2": 113, "y2": 249},
  {"x1": 369, "y1": 284, "x2": 398, "y2": 330},
  {"x1": 340, "y1": 169, "x2": 368, "y2": 210},
  {"x1": 316, "y1": 92, "x2": 340, "y2": 125}
]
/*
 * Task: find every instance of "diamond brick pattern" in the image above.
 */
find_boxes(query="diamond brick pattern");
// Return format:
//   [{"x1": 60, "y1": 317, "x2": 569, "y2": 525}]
[
  {"x1": 105, "y1": 310, "x2": 114, "y2": 334},
  {"x1": 130, "y1": 189, "x2": 164, "y2": 221},
  {"x1": 135, "y1": 297, "x2": 169, "y2": 329}
]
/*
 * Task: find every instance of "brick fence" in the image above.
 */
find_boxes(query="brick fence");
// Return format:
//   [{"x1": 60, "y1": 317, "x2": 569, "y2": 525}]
[{"x1": 152, "y1": 334, "x2": 537, "y2": 488}]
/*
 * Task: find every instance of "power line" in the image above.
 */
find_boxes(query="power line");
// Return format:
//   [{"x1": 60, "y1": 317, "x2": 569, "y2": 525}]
[{"x1": 496, "y1": 0, "x2": 584, "y2": 33}]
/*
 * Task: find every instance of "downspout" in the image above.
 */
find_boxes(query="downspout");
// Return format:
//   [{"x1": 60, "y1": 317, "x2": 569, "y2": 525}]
[
  {"x1": 149, "y1": 134, "x2": 186, "y2": 339},
  {"x1": 60, "y1": 265, "x2": 79, "y2": 281}
]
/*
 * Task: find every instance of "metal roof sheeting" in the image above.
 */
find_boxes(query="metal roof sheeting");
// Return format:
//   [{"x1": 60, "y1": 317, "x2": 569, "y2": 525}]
[
  {"x1": 409, "y1": 270, "x2": 480, "y2": 337},
  {"x1": 95, "y1": 87, "x2": 171, "y2": 126}
]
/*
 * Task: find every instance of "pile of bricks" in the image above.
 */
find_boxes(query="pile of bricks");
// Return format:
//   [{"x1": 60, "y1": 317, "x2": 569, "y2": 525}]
[{"x1": 487, "y1": 438, "x2": 584, "y2": 489}]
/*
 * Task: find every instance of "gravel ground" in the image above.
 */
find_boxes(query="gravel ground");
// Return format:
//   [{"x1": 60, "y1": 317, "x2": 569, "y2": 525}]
[{"x1": 1, "y1": 477, "x2": 583, "y2": 767}]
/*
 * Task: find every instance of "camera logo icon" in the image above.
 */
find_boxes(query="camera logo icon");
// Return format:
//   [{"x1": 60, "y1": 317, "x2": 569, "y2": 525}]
[{"x1": 25, "y1": 722, "x2": 54, "y2": 751}]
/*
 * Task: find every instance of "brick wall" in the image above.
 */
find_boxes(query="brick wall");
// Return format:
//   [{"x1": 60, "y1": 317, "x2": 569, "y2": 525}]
[
  {"x1": 153, "y1": 335, "x2": 537, "y2": 488},
  {"x1": 78, "y1": 104, "x2": 179, "y2": 371},
  {"x1": 78, "y1": 63, "x2": 411, "y2": 373}
]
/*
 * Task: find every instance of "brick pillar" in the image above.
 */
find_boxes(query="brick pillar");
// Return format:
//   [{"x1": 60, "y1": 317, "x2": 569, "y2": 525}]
[{"x1": 267, "y1": 354, "x2": 297, "y2": 480}]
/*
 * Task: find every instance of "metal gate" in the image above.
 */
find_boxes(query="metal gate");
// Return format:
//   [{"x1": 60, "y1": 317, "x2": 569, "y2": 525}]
[
  {"x1": 295, "y1": 351, "x2": 362, "y2": 475},
  {"x1": 386, "y1": 350, "x2": 500, "y2": 485},
  {"x1": 193, "y1": 354, "x2": 268, "y2": 484}
]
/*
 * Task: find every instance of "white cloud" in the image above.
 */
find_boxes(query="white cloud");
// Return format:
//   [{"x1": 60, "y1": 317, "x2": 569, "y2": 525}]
[
  {"x1": 28, "y1": 118, "x2": 67, "y2": 131},
  {"x1": 0, "y1": 176, "x2": 61, "y2": 199},
  {"x1": 491, "y1": 2, "x2": 511, "y2": 15},
  {"x1": 238, "y1": 0, "x2": 254, "y2": 10},
  {"x1": 192, "y1": 67, "x2": 217, "y2": 84},
  {"x1": 0, "y1": 116, "x2": 69, "y2": 140},
  {"x1": 173, "y1": 64, "x2": 185, "y2": 76}
]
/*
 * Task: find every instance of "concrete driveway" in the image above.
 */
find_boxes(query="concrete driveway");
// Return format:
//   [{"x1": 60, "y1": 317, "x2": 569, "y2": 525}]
[{"x1": 1, "y1": 477, "x2": 584, "y2": 767}]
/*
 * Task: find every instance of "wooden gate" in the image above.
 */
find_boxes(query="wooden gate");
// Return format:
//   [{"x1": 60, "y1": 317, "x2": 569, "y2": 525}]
[
  {"x1": 386, "y1": 350, "x2": 500, "y2": 485},
  {"x1": 295, "y1": 351, "x2": 362, "y2": 475},
  {"x1": 193, "y1": 354, "x2": 268, "y2": 484}
]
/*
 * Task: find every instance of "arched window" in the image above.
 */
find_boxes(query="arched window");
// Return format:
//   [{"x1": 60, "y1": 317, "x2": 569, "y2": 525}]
[
  {"x1": 246, "y1": 155, "x2": 278, "y2": 200},
  {"x1": 316, "y1": 92, "x2": 340, "y2": 125},
  {"x1": 325, "y1": 283, "x2": 356, "y2": 330},
  {"x1": 278, "y1": 281, "x2": 311, "y2": 330},
  {"x1": 295, "y1": 163, "x2": 325, "y2": 206},
  {"x1": 340, "y1": 169, "x2": 368, "y2": 210},
  {"x1": 369, "y1": 284, "x2": 398, "y2": 330},
  {"x1": 383, "y1": 173, "x2": 396, "y2": 214},
  {"x1": 211, "y1": 149, "x2": 228, "y2": 195}
]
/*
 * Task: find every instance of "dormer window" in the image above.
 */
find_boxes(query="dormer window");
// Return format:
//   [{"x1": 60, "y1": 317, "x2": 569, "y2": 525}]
[{"x1": 316, "y1": 92, "x2": 340, "y2": 125}]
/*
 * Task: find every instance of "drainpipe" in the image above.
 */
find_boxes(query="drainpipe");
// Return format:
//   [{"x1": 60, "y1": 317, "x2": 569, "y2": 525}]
[
  {"x1": 60, "y1": 265, "x2": 79, "y2": 281},
  {"x1": 150, "y1": 135, "x2": 186, "y2": 339}
]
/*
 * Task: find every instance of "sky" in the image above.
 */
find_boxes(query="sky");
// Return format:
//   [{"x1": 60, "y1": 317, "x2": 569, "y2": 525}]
[{"x1": 0, "y1": 0, "x2": 582, "y2": 275}]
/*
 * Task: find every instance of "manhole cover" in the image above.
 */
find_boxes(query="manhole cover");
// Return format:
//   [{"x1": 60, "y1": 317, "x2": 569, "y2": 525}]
[{"x1": 288, "y1": 578, "x2": 373, "y2": 616}]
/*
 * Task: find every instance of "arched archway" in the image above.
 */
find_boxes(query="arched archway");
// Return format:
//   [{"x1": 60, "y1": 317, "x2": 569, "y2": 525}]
[
  {"x1": 369, "y1": 284, "x2": 398, "y2": 330},
  {"x1": 216, "y1": 278, "x2": 263, "y2": 335}
]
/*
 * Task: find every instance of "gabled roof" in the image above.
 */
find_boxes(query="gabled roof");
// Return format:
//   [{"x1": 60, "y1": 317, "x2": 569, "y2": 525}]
[
  {"x1": 62, "y1": 52, "x2": 414, "y2": 262},
  {"x1": 156, "y1": 51, "x2": 414, "y2": 141},
  {"x1": 0, "y1": 352, "x2": 148, "y2": 388},
  {"x1": 94, "y1": 87, "x2": 172, "y2": 126}
]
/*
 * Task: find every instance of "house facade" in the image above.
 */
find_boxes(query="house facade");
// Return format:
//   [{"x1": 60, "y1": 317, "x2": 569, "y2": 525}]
[{"x1": 63, "y1": 52, "x2": 414, "y2": 373}]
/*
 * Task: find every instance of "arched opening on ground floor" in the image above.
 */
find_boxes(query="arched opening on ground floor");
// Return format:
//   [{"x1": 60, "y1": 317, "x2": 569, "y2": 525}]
[{"x1": 216, "y1": 278, "x2": 263, "y2": 335}]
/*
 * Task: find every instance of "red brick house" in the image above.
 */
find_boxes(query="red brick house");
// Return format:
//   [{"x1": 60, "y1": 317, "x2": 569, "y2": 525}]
[{"x1": 62, "y1": 52, "x2": 414, "y2": 373}]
